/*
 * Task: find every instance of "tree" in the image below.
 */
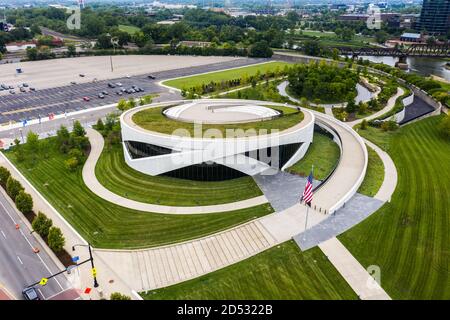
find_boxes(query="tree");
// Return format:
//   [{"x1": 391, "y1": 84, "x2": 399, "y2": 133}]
[
  {"x1": 26, "y1": 47, "x2": 38, "y2": 61},
  {"x1": 110, "y1": 292, "x2": 131, "y2": 300},
  {"x1": 96, "y1": 118, "x2": 105, "y2": 131},
  {"x1": 117, "y1": 99, "x2": 127, "y2": 112},
  {"x1": 72, "y1": 120, "x2": 86, "y2": 137},
  {"x1": 375, "y1": 31, "x2": 389, "y2": 44},
  {"x1": 127, "y1": 98, "x2": 136, "y2": 109},
  {"x1": 26, "y1": 131, "x2": 39, "y2": 156},
  {"x1": 15, "y1": 191, "x2": 33, "y2": 214},
  {"x1": 6, "y1": 177, "x2": 24, "y2": 201},
  {"x1": 56, "y1": 125, "x2": 70, "y2": 153},
  {"x1": 32, "y1": 212, "x2": 53, "y2": 238},
  {"x1": 248, "y1": 41, "x2": 273, "y2": 58},
  {"x1": 302, "y1": 40, "x2": 321, "y2": 56},
  {"x1": 67, "y1": 44, "x2": 76, "y2": 57},
  {"x1": 48, "y1": 227, "x2": 65, "y2": 252},
  {"x1": 360, "y1": 119, "x2": 368, "y2": 130},
  {"x1": 0, "y1": 166, "x2": 11, "y2": 189},
  {"x1": 65, "y1": 157, "x2": 79, "y2": 171},
  {"x1": 345, "y1": 100, "x2": 357, "y2": 114}
]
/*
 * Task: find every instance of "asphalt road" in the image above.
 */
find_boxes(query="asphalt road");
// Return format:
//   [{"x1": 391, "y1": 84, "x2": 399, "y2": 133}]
[
  {"x1": 0, "y1": 57, "x2": 268, "y2": 125},
  {"x1": 0, "y1": 189, "x2": 73, "y2": 300}
]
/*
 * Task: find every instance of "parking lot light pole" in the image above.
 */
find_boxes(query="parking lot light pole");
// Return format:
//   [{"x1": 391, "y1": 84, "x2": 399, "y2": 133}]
[{"x1": 72, "y1": 243, "x2": 99, "y2": 288}]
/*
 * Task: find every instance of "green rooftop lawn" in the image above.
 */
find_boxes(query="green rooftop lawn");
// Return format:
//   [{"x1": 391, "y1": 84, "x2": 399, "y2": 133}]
[
  {"x1": 118, "y1": 24, "x2": 140, "y2": 35},
  {"x1": 141, "y1": 240, "x2": 357, "y2": 300},
  {"x1": 340, "y1": 116, "x2": 450, "y2": 299},
  {"x1": 4, "y1": 138, "x2": 274, "y2": 249},
  {"x1": 132, "y1": 105, "x2": 304, "y2": 137},
  {"x1": 286, "y1": 132, "x2": 340, "y2": 181},
  {"x1": 162, "y1": 61, "x2": 291, "y2": 90},
  {"x1": 357, "y1": 145, "x2": 384, "y2": 197},
  {"x1": 95, "y1": 144, "x2": 262, "y2": 206}
]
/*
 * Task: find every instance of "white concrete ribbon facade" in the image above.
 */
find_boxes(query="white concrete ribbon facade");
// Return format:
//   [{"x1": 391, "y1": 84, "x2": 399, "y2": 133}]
[{"x1": 120, "y1": 100, "x2": 315, "y2": 179}]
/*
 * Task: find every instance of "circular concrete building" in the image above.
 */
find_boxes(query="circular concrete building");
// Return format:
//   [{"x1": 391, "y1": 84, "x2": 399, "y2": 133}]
[{"x1": 120, "y1": 99, "x2": 314, "y2": 181}]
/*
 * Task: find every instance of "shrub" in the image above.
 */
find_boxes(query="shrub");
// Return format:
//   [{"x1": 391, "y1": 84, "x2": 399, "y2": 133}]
[
  {"x1": 381, "y1": 120, "x2": 398, "y2": 132},
  {"x1": 48, "y1": 227, "x2": 65, "y2": 252},
  {"x1": 360, "y1": 119, "x2": 368, "y2": 130},
  {"x1": 110, "y1": 292, "x2": 131, "y2": 300},
  {"x1": 15, "y1": 191, "x2": 33, "y2": 214},
  {"x1": 96, "y1": 118, "x2": 105, "y2": 132},
  {"x1": 32, "y1": 212, "x2": 53, "y2": 238},
  {"x1": 0, "y1": 166, "x2": 11, "y2": 189},
  {"x1": 6, "y1": 177, "x2": 24, "y2": 201},
  {"x1": 72, "y1": 120, "x2": 86, "y2": 137},
  {"x1": 65, "y1": 157, "x2": 79, "y2": 171}
]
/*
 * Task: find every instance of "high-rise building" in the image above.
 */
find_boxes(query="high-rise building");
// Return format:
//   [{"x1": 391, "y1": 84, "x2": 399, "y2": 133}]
[{"x1": 417, "y1": 0, "x2": 450, "y2": 34}]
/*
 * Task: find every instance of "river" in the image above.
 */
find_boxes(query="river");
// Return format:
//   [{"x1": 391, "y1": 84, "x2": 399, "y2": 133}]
[{"x1": 358, "y1": 56, "x2": 450, "y2": 81}]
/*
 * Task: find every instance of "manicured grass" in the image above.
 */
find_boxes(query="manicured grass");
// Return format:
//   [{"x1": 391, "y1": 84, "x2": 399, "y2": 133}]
[
  {"x1": 340, "y1": 116, "x2": 450, "y2": 299},
  {"x1": 287, "y1": 132, "x2": 340, "y2": 181},
  {"x1": 355, "y1": 125, "x2": 398, "y2": 152},
  {"x1": 163, "y1": 62, "x2": 290, "y2": 90},
  {"x1": 294, "y1": 30, "x2": 376, "y2": 48},
  {"x1": 4, "y1": 139, "x2": 274, "y2": 249},
  {"x1": 118, "y1": 24, "x2": 140, "y2": 35},
  {"x1": 95, "y1": 144, "x2": 262, "y2": 206},
  {"x1": 357, "y1": 145, "x2": 384, "y2": 197},
  {"x1": 141, "y1": 240, "x2": 357, "y2": 300},
  {"x1": 132, "y1": 105, "x2": 304, "y2": 136}
]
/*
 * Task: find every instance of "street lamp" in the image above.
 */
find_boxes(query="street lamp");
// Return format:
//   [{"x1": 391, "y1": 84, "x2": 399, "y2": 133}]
[{"x1": 72, "y1": 243, "x2": 99, "y2": 288}]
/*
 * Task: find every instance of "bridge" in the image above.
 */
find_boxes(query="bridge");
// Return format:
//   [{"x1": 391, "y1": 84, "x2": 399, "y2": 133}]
[{"x1": 337, "y1": 43, "x2": 450, "y2": 58}]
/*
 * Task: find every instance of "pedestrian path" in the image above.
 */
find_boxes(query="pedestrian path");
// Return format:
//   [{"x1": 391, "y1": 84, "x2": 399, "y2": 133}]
[
  {"x1": 83, "y1": 128, "x2": 269, "y2": 214},
  {"x1": 319, "y1": 237, "x2": 391, "y2": 300}
]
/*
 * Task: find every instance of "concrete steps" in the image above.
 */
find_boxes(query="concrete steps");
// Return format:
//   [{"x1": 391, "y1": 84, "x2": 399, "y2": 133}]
[{"x1": 96, "y1": 220, "x2": 276, "y2": 292}]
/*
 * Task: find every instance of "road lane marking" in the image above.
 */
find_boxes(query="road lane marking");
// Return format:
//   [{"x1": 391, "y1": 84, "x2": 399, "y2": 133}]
[
  {"x1": 18, "y1": 229, "x2": 64, "y2": 290},
  {"x1": 17, "y1": 256, "x2": 23, "y2": 265},
  {"x1": 1, "y1": 230, "x2": 6, "y2": 239},
  {"x1": 0, "y1": 199, "x2": 17, "y2": 225}
]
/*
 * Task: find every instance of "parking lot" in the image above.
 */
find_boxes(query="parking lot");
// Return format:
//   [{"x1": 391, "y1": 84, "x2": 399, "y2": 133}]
[{"x1": 0, "y1": 57, "x2": 267, "y2": 125}]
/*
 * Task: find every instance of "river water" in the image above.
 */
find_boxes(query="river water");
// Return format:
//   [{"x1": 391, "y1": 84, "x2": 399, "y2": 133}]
[{"x1": 359, "y1": 56, "x2": 450, "y2": 81}]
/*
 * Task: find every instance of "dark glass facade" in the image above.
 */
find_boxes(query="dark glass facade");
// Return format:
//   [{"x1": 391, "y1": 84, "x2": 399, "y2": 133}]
[
  {"x1": 124, "y1": 140, "x2": 302, "y2": 181},
  {"x1": 417, "y1": 0, "x2": 450, "y2": 34},
  {"x1": 124, "y1": 140, "x2": 174, "y2": 159}
]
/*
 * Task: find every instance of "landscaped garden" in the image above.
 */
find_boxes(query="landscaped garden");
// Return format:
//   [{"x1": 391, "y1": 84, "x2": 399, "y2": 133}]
[
  {"x1": 95, "y1": 144, "x2": 263, "y2": 206},
  {"x1": 132, "y1": 105, "x2": 304, "y2": 137},
  {"x1": 340, "y1": 115, "x2": 450, "y2": 299},
  {"x1": 286, "y1": 131, "x2": 340, "y2": 180},
  {"x1": 4, "y1": 132, "x2": 274, "y2": 249},
  {"x1": 141, "y1": 240, "x2": 357, "y2": 300}
]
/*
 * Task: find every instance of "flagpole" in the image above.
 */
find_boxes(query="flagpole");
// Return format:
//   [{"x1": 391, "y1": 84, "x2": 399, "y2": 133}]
[{"x1": 303, "y1": 164, "x2": 313, "y2": 241}]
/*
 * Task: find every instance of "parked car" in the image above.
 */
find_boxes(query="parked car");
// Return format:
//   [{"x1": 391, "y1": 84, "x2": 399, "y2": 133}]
[
  {"x1": 20, "y1": 87, "x2": 26, "y2": 92},
  {"x1": 98, "y1": 93, "x2": 105, "y2": 99},
  {"x1": 116, "y1": 91, "x2": 123, "y2": 96},
  {"x1": 83, "y1": 96, "x2": 90, "y2": 101},
  {"x1": 29, "y1": 87, "x2": 36, "y2": 91},
  {"x1": 108, "y1": 83, "x2": 116, "y2": 88},
  {"x1": 9, "y1": 90, "x2": 15, "y2": 94},
  {"x1": 147, "y1": 75, "x2": 156, "y2": 79},
  {"x1": 70, "y1": 81, "x2": 77, "y2": 85},
  {"x1": 116, "y1": 82, "x2": 123, "y2": 87},
  {"x1": 102, "y1": 90, "x2": 109, "y2": 95},
  {"x1": 22, "y1": 287, "x2": 39, "y2": 300},
  {"x1": 22, "y1": 83, "x2": 29, "y2": 87},
  {"x1": 79, "y1": 74, "x2": 85, "y2": 77}
]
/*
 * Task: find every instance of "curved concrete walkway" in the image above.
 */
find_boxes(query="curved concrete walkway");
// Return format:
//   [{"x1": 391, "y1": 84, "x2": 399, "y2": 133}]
[
  {"x1": 347, "y1": 87, "x2": 404, "y2": 127},
  {"x1": 83, "y1": 128, "x2": 269, "y2": 214}
]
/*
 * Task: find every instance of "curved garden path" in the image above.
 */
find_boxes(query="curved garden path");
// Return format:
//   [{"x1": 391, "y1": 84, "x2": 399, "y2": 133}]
[{"x1": 83, "y1": 128, "x2": 269, "y2": 214}]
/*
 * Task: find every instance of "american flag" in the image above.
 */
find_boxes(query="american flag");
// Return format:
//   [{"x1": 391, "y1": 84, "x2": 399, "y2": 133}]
[{"x1": 301, "y1": 171, "x2": 314, "y2": 207}]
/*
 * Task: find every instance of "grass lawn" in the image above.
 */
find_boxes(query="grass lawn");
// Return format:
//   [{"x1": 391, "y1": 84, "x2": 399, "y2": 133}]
[
  {"x1": 162, "y1": 61, "x2": 290, "y2": 90},
  {"x1": 357, "y1": 145, "x2": 384, "y2": 197},
  {"x1": 132, "y1": 105, "x2": 304, "y2": 136},
  {"x1": 340, "y1": 116, "x2": 450, "y2": 299},
  {"x1": 141, "y1": 240, "x2": 357, "y2": 300},
  {"x1": 294, "y1": 30, "x2": 376, "y2": 49},
  {"x1": 4, "y1": 139, "x2": 274, "y2": 249},
  {"x1": 354, "y1": 125, "x2": 398, "y2": 152},
  {"x1": 287, "y1": 132, "x2": 340, "y2": 180},
  {"x1": 118, "y1": 24, "x2": 140, "y2": 35},
  {"x1": 95, "y1": 144, "x2": 262, "y2": 206}
]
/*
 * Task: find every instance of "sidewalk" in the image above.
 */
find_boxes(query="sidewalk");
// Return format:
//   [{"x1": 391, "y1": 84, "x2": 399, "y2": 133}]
[
  {"x1": 319, "y1": 237, "x2": 391, "y2": 300},
  {"x1": 0, "y1": 153, "x2": 137, "y2": 300},
  {"x1": 83, "y1": 128, "x2": 269, "y2": 214}
]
